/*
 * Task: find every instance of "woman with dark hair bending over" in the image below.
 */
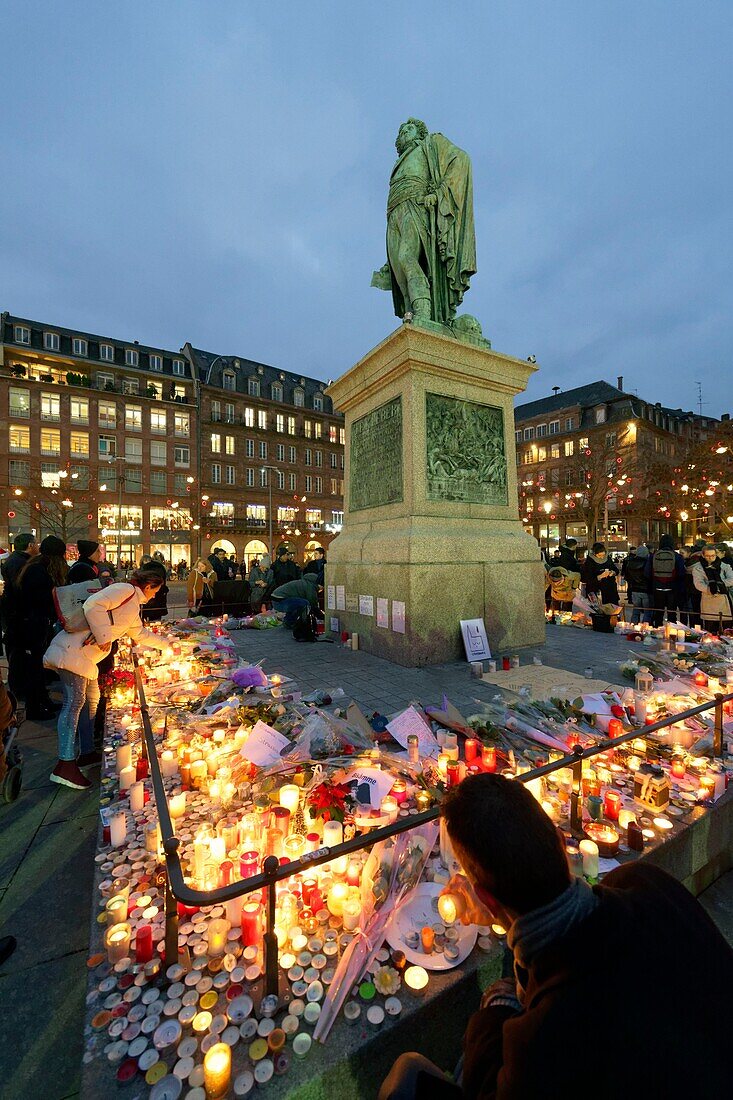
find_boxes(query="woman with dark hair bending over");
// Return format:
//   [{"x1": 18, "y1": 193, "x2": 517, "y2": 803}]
[{"x1": 44, "y1": 567, "x2": 173, "y2": 790}]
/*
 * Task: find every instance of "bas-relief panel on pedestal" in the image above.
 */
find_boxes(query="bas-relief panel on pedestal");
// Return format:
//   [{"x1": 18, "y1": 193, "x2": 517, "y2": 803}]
[
  {"x1": 425, "y1": 392, "x2": 508, "y2": 505},
  {"x1": 349, "y1": 396, "x2": 403, "y2": 511}
]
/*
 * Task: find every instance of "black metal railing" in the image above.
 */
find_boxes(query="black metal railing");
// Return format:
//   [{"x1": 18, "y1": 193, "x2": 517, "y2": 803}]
[{"x1": 133, "y1": 663, "x2": 729, "y2": 993}]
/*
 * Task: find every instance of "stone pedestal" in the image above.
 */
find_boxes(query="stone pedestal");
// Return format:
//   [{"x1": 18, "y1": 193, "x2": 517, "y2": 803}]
[{"x1": 325, "y1": 324, "x2": 545, "y2": 666}]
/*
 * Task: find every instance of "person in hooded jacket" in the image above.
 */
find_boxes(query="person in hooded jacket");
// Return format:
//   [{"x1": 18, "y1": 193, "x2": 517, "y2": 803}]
[
  {"x1": 622, "y1": 545, "x2": 652, "y2": 624},
  {"x1": 44, "y1": 567, "x2": 173, "y2": 790},
  {"x1": 692, "y1": 544, "x2": 733, "y2": 633},
  {"x1": 16, "y1": 535, "x2": 68, "y2": 720},
  {"x1": 644, "y1": 534, "x2": 687, "y2": 626},
  {"x1": 581, "y1": 543, "x2": 619, "y2": 604},
  {"x1": 555, "y1": 537, "x2": 579, "y2": 574}
]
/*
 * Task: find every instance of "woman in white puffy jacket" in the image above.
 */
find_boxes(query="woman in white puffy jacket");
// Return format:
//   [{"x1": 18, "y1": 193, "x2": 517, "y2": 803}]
[{"x1": 44, "y1": 568, "x2": 172, "y2": 790}]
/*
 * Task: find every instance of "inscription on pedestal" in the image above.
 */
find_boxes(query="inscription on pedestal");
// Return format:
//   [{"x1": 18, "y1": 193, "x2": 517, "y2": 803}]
[
  {"x1": 350, "y1": 397, "x2": 403, "y2": 511},
  {"x1": 425, "y1": 393, "x2": 508, "y2": 505}
]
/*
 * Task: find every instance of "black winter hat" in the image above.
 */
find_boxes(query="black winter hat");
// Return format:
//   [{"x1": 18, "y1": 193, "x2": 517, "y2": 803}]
[
  {"x1": 40, "y1": 535, "x2": 67, "y2": 557},
  {"x1": 77, "y1": 539, "x2": 99, "y2": 557}
]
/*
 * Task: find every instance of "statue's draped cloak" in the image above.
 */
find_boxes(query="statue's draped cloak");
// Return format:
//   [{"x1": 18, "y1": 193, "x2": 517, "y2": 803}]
[{"x1": 387, "y1": 132, "x2": 476, "y2": 324}]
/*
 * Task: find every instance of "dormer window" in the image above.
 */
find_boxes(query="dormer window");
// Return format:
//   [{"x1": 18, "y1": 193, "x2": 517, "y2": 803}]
[
  {"x1": 43, "y1": 331, "x2": 60, "y2": 351},
  {"x1": 271, "y1": 382, "x2": 283, "y2": 402},
  {"x1": 100, "y1": 343, "x2": 114, "y2": 361},
  {"x1": 223, "y1": 371, "x2": 236, "y2": 391},
  {"x1": 72, "y1": 337, "x2": 88, "y2": 357},
  {"x1": 150, "y1": 354, "x2": 163, "y2": 372},
  {"x1": 14, "y1": 325, "x2": 30, "y2": 345},
  {"x1": 125, "y1": 348, "x2": 139, "y2": 366},
  {"x1": 594, "y1": 406, "x2": 606, "y2": 424},
  {"x1": 247, "y1": 378, "x2": 260, "y2": 396},
  {"x1": 313, "y1": 395, "x2": 323, "y2": 411},
  {"x1": 294, "y1": 388, "x2": 305, "y2": 408}
]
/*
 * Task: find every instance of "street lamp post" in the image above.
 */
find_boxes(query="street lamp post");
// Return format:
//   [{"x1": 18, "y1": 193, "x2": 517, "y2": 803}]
[
  {"x1": 261, "y1": 465, "x2": 280, "y2": 559},
  {"x1": 542, "y1": 499, "x2": 552, "y2": 549}
]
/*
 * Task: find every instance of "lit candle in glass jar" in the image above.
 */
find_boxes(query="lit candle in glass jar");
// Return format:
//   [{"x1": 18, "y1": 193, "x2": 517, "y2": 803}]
[
  {"x1": 380, "y1": 796, "x2": 399, "y2": 823},
  {"x1": 105, "y1": 921, "x2": 131, "y2": 963},
  {"x1": 391, "y1": 779, "x2": 407, "y2": 804},
  {"x1": 207, "y1": 918, "x2": 230, "y2": 957},
  {"x1": 437, "y1": 892, "x2": 466, "y2": 924},
  {"x1": 322, "y1": 820, "x2": 343, "y2": 849},
  {"x1": 346, "y1": 860, "x2": 361, "y2": 887},
  {"x1": 279, "y1": 784, "x2": 300, "y2": 814},
  {"x1": 415, "y1": 790, "x2": 431, "y2": 812},
  {"x1": 404, "y1": 965, "x2": 429, "y2": 996},
  {"x1": 481, "y1": 745, "x2": 497, "y2": 772},
  {"x1": 342, "y1": 896, "x2": 362, "y2": 931},
  {"x1": 240, "y1": 901, "x2": 261, "y2": 947},
  {"x1": 579, "y1": 839, "x2": 599, "y2": 878},
  {"x1": 327, "y1": 882, "x2": 348, "y2": 918},
  {"x1": 603, "y1": 790, "x2": 621, "y2": 821},
  {"x1": 118, "y1": 765, "x2": 135, "y2": 792},
  {"x1": 671, "y1": 757, "x2": 685, "y2": 780},
  {"x1": 168, "y1": 790, "x2": 186, "y2": 818},
  {"x1": 160, "y1": 750, "x2": 178, "y2": 777},
  {"x1": 464, "y1": 738, "x2": 478, "y2": 763}
]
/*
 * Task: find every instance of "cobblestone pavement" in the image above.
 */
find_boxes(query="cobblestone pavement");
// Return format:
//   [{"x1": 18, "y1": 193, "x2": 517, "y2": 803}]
[{"x1": 0, "y1": 623, "x2": 730, "y2": 1099}]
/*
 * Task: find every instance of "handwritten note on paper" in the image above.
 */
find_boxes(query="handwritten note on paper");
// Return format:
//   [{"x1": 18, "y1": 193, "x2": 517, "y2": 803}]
[
  {"x1": 387, "y1": 706, "x2": 439, "y2": 756},
  {"x1": 336, "y1": 586, "x2": 346, "y2": 611},
  {"x1": 239, "y1": 720, "x2": 290, "y2": 767},
  {"x1": 327, "y1": 585, "x2": 336, "y2": 610},
  {"x1": 359, "y1": 595, "x2": 374, "y2": 617},
  {"x1": 376, "y1": 598, "x2": 389, "y2": 629}
]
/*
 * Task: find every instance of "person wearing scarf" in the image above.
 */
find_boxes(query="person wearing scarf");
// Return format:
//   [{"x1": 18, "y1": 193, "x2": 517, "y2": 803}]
[
  {"x1": 379, "y1": 774, "x2": 733, "y2": 1100},
  {"x1": 692, "y1": 543, "x2": 733, "y2": 632}
]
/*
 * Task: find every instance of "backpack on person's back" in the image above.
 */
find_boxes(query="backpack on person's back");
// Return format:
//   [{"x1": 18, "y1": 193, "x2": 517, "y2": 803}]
[{"x1": 652, "y1": 548, "x2": 676, "y2": 586}]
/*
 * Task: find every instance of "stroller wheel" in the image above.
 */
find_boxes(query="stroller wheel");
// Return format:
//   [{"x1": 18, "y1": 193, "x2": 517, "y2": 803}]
[{"x1": 2, "y1": 764, "x2": 22, "y2": 803}]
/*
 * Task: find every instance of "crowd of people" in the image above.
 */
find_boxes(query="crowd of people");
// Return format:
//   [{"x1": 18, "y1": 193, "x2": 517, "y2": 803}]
[
  {"x1": 186, "y1": 545, "x2": 326, "y2": 623},
  {"x1": 544, "y1": 536, "x2": 733, "y2": 632}
]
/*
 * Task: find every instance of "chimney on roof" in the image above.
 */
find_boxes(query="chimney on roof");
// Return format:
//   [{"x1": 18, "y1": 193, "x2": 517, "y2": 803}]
[
  {"x1": 552, "y1": 386, "x2": 561, "y2": 396},
  {"x1": 617, "y1": 376, "x2": 624, "y2": 391},
  {"x1": 722, "y1": 413, "x2": 730, "y2": 422}
]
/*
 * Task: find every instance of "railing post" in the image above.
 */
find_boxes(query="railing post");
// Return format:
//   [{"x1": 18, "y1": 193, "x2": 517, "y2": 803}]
[
  {"x1": 262, "y1": 855, "x2": 280, "y2": 997},
  {"x1": 570, "y1": 744, "x2": 584, "y2": 835},
  {"x1": 714, "y1": 693, "x2": 724, "y2": 758},
  {"x1": 164, "y1": 843, "x2": 180, "y2": 967}
]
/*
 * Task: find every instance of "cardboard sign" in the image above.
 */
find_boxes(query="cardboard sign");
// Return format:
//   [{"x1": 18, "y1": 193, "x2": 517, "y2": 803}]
[
  {"x1": 239, "y1": 720, "x2": 290, "y2": 767},
  {"x1": 460, "y1": 618, "x2": 491, "y2": 662},
  {"x1": 387, "y1": 706, "x2": 439, "y2": 756}
]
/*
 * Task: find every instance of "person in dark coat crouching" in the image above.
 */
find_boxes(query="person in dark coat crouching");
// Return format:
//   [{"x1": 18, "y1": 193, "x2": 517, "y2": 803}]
[{"x1": 379, "y1": 774, "x2": 733, "y2": 1100}]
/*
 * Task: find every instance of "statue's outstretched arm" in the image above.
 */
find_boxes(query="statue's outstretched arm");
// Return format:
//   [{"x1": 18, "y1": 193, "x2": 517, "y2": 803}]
[{"x1": 371, "y1": 262, "x2": 392, "y2": 291}]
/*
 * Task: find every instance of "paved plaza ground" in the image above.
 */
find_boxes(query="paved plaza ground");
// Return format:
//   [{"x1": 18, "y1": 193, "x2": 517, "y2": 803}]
[{"x1": 1, "y1": 620, "x2": 731, "y2": 1099}]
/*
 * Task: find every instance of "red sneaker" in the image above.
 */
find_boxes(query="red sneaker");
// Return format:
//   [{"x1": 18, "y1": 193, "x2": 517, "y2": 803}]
[{"x1": 50, "y1": 760, "x2": 92, "y2": 790}]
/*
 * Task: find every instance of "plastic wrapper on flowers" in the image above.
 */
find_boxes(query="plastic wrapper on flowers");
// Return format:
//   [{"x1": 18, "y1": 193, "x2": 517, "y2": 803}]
[{"x1": 313, "y1": 820, "x2": 438, "y2": 1043}]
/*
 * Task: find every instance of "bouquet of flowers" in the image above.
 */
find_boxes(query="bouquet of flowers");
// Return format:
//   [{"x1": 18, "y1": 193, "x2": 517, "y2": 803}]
[
  {"x1": 314, "y1": 821, "x2": 438, "y2": 1043},
  {"x1": 99, "y1": 668, "x2": 135, "y2": 699}
]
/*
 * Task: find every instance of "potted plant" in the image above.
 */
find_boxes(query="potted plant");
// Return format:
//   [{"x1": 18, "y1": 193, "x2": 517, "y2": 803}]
[
  {"x1": 105, "y1": 380, "x2": 116, "y2": 392},
  {"x1": 146, "y1": 385, "x2": 158, "y2": 399},
  {"x1": 10, "y1": 364, "x2": 26, "y2": 377},
  {"x1": 40, "y1": 373, "x2": 54, "y2": 383}
]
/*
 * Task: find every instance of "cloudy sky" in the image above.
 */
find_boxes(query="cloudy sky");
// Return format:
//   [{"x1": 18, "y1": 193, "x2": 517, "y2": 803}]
[{"x1": 2, "y1": 1, "x2": 731, "y2": 414}]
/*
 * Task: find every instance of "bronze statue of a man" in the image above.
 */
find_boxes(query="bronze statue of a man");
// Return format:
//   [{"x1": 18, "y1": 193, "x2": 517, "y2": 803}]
[{"x1": 372, "y1": 118, "x2": 477, "y2": 325}]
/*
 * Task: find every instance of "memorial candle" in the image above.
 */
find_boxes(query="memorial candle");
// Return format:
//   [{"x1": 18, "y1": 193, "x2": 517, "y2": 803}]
[
  {"x1": 105, "y1": 921, "x2": 131, "y2": 963},
  {"x1": 129, "y1": 781, "x2": 145, "y2": 812},
  {"x1": 168, "y1": 791, "x2": 186, "y2": 819},
  {"x1": 271, "y1": 806, "x2": 290, "y2": 837},
  {"x1": 105, "y1": 892, "x2": 129, "y2": 925},
  {"x1": 481, "y1": 745, "x2": 497, "y2": 773},
  {"x1": 279, "y1": 784, "x2": 300, "y2": 814},
  {"x1": 579, "y1": 839, "x2": 599, "y2": 878},
  {"x1": 322, "y1": 820, "x2": 343, "y2": 849},
  {"x1": 240, "y1": 901, "x2": 261, "y2": 947},
  {"x1": 203, "y1": 1042, "x2": 231, "y2": 1100},
  {"x1": 391, "y1": 778, "x2": 407, "y2": 804},
  {"x1": 135, "y1": 924, "x2": 153, "y2": 964},
  {"x1": 327, "y1": 882, "x2": 348, "y2": 918},
  {"x1": 404, "y1": 965, "x2": 429, "y2": 996},
  {"x1": 225, "y1": 897, "x2": 242, "y2": 928},
  {"x1": 671, "y1": 757, "x2": 686, "y2": 780},
  {"x1": 160, "y1": 750, "x2": 178, "y2": 777},
  {"x1": 118, "y1": 765, "x2": 135, "y2": 792},
  {"x1": 110, "y1": 811, "x2": 127, "y2": 848},
  {"x1": 342, "y1": 896, "x2": 362, "y2": 931},
  {"x1": 603, "y1": 790, "x2": 621, "y2": 821},
  {"x1": 207, "y1": 918, "x2": 230, "y2": 957},
  {"x1": 116, "y1": 744, "x2": 132, "y2": 772},
  {"x1": 380, "y1": 795, "x2": 399, "y2": 823},
  {"x1": 346, "y1": 861, "x2": 361, "y2": 887}
]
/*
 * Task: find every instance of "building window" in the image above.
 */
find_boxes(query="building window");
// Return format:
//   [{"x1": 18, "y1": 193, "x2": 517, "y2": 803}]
[
  {"x1": 331, "y1": 510, "x2": 344, "y2": 527},
  {"x1": 276, "y1": 444, "x2": 285, "y2": 461},
  {"x1": 223, "y1": 372, "x2": 236, "y2": 391},
  {"x1": 70, "y1": 396, "x2": 89, "y2": 424},
  {"x1": 339, "y1": 428, "x2": 345, "y2": 445},
  {"x1": 125, "y1": 437, "x2": 143, "y2": 464},
  {"x1": 70, "y1": 464, "x2": 89, "y2": 489},
  {"x1": 287, "y1": 417, "x2": 296, "y2": 436},
  {"x1": 259, "y1": 441, "x2": 267, "y2": 459},
  {"x1": 41, "y1": 428, "x2": 61, "y2": 455},
  {"x1": 150, "y1": 470, "x2": 167, "y2": 494},
  {"x1": 125, "y1": 405, "x2": 142, "y2": 431},
  {"x1": 247, "y1": 378, "x2": 260, "y2": 397},
  {"x1": 173, "y1": 358, "x2": 185, "y2": 376},
  {"x1": 211, "y1": 400, "x2": 221, "y2": 422},
  {"x1": 314, "y1": 422, "x2": 322, "y2": 439},
  {"x1": 174, "y1": 411, "x2": 190, "y2": 436},
  {"x1": 174, "y1": 445, "x2": 190, "y2": 467},
  {"x1": 224, "y1": 402, "x2": 235, "y2": 423},
  {"x1": 100, "y1": 344, "x2": 115, "y2": 362},
  {"x1": 147, "y1": 381, "x2": 162, "y2": 399},
  {"x1": 14, "y1": 325, "x2": 30, "y2": 345},
  {"x1": 225, "y1": 435, "x2": 235, "y2": 455},
  {"x1": 564, "y1": 440, "x2": 574, "y2": 457},
  {"x1": 536, "y1": 423, "x2": 547, "y2": 438},
  {"x1": 289, "y1": 446, "x2": 297, "y2": 463},
  {"x1": 515, "y1": 430, "x2": 522, "y2": 443},
  {"x1": 305, "y1": 475, "x2": 312, "y2": 493},
  {"x1": 98, "y1": 401, "x2": 116, "y2": 428},
  {"x1": 9, "y1": 387, "x2": 30, "y2": 418},
  {"x1": 9, "y1": 459, "x2": 30, "y2": 484},
  {"x1": 126, "y1": 468, "x2": 142, "y2": 492},
  {"x1": 550, "y1": 443, "x2": 560, "y2": 459},
  {"x1": 288, "y1": 472, "x2": 296, "y2": 491},
  {"x1": 212, "y1": 463, "x2": 221, "y2": 484},
  {"x1": 294, "y1": 388, "x2": 305, "y2": 407},
  {"x1": 304, "y1": 420, "x2": 312, "y2": 439},
  {"x1": 549, "y1": 420, "x2": 559, "y2": 435},
  {"x1": 523, "y1": 427, "x2": 534, "y2": 441},
  {"x1": 276, "y1": 414, "x2": 285, "y2": 433},
  {"x1": 315, "y1": 450, "x2": 323, "y2": 467},
  {"x1": 272, "y1": 470, "x2": 282, "y2": 490},
  {"x1": 246, "y1": 468, "x2": 254, "y2": 487},
  {"x1": 271, "y1": 382, "x2": 283, "y2": 401},
  {"x1": 70, "y1": 337, "x2": 88, "y2": 357},
  {"x1": 315, "y1": 476, "x2": 323, "y2": 493},
  {"x1": 329, "y1": 426, "x2": 337, "y2": 443},
  {"x1": 330, "y1": 477, "x2": 339, "y2": 495},
  {"x1": 43, "y1": 331, "x2": 60, "y2": 351},
  {"x1": 225, "y1": 465, "x2": 236, "y2": 486},
  {"x1": 564, "y1": 469, "x2": 574, "y2": 487},
  {"x1": 313, "y1": 396, "x2": 323, "y2": 411},
  {"x1": 565, "y1": 417, "x2": 574, "y2": 431},
  {"x1": 150, "y1": 409, "x2": 167, "y2": 433},
  {"x1": 150, "y1": 441, "x2": 167, "y2": 466},
  {"x1": 41, "y1": 463, "x2": 61, "y2": 489},
  {"x1": 595, "y1": 406, "x2": 606, "y2": 424},
  {"x1": 150, "y1": 354, "x2": 163, "y2": 372},
  {"x1": 98, "y1": 435, "x2": 117, "y2": 458},
  {"x1": 174, "y1": 474, "x2": 187, "y2": 493},
  {"x1": 125, "y1": 348, "x2": 139, "y2": 366},
  {"x1": 246, "y1": 439, "x2": 254, "y2": 458},
  {"x1": 329, "y1": 452, "x2": 338, "y2": 469},
  {"x1": 70, "y1": 431, "x2": 89, "y2": 457},
  {"x1": 340, "y1": 454, "x2": 344, "y2": 469},
  {"x1": 305, "y1": 508, "x2": 322, "y2": 526},
  {"x1": 305, "y1": 448, "x2": 312, "y2": 465},
  {"x1": 210, "y1": 433, "x2": 221, "y2": 453},
  {"x1": 537, "y1": 446, "x2": 547, "y2": 462},
  {"x1": 244, "y1": 407, "x2": 254, "y2": 427},
  {"x1": 123, "y1": 377, "x2": 139, "y2": 395},
  {"x1": 97, "y1": 372, "x2": 114, "y2": 391},
  {"x1": 579, "y1": 437, "x2": 589, "y2": 450},
  {"x1": 257, "y1": 410, "x2": 267, "y2": 430}
]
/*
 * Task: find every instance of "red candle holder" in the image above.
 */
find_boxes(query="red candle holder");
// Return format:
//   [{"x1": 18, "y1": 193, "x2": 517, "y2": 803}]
[
  {"x1": 481, "y1": 745, "x2": 497, "y2": 773},
  {"x1": 603, "y1": 790, "x2": 621, "y2": 821},
  {"x1": 240, "y1": 851, "x2": 259, "y2": 879},
  {"x1": 135, "y1": 924, "x2": 153, "y2": 964},
  {"x1": 607, "y1": 718, "x2": 623, "y2": 739},
  {"x1": 464, "y1": 738, "x2": 478, "y2": 763},
  {"x1": 671, "y1": 758, "x2": 685, "y2": 780}
]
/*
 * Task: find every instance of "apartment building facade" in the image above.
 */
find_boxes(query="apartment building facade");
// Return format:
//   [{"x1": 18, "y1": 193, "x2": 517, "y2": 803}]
[
  {"x1": 0, "y1": 311, "x2": 344, "y2": 566},
  {"x1": 515, "y1": 378, "x2": 714, "y2": 550}
]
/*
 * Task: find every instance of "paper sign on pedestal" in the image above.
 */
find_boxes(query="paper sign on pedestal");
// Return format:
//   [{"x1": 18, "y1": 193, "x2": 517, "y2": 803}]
[{"x1": 327, "y1": 586, "x2": 336, "y2": 610}]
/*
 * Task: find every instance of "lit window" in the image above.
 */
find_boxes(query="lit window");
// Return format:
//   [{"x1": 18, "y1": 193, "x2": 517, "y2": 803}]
[
  {"x1": 43, "y1": 332, "x2": 60, "y2": 351},
  {"x1": 329, "y1": 426, "x2": 337, "y2": 443},
  {"x1": 98, "y1": 435, "x2": 116, "y2": 458},
  {"x1": 174, "y1": 445, "x2": 190, "y2": 467},
  {"x1": 71, "y1": 396, "x2": 89, "y2": 424},
  {"x1": 72, "y1": 337, "x2": 87, "y2": 357},
  {"x1": 150, "y1": 441, "x2": 167, "y2": 466},
  {"x1": 174, "y1": 412, "x2": 190, "y2": 436},
  {"x1": 147, "y1": 381, "x2": 162, "y2": 399},
  {"x1": 287, "y1": 417, "x2": 296, "y2": 436},
  {"x1": 331, "y1": 478, "x2": 339, "y2": 494},
  {"x1": 210, "y1": 433, "x2": 221, "y2": 453},
  {"x1": 125, "y1": 438, "x2": 143, "y2": 464},
  {"x1": 150, "y1": 354, "x2": 163, "y2": 372},
  {"x1": 564, "y1": 441, "x2": 574, "y2": 457},
  {"x1": 14, "y1": 325, "x2": 30, "y2": 345},
  {"x1": 550, "y1": 443, "x2": 560, "y2": 459},
  {"x1": 277, "y1": 470, "x2": 285, "y2": 490},
  {"x1": 339, "y1": 428, "x2": 345, "y2": 445},
  {"x1": 276, "y1": 414, "x2": 285, "y2": 433},
  {"x1": 304, "y1": 420, "x2": 312, "y2": 439},
  {"x1": 9, "y1": 387, "x2": 30, "y2": 418},
  {"x1": 125, "y1": 405, "x2": 142, "y2": 431},
  {"x1": 314, "y1": 423, "x2": 322, "y2": 439},
  {"x1": 225, "y1": 436, "x2": 235, "y2": 455},
  {"x1": 125, "y1": 348, "x2": 139, "y2": 366},
  {"x1": 41, "y1": 464, "x2": 61, "y2": 488},
  {"x1": 244, "y1": 407, "x2": 254, "y2": 427},
  {"x1": 258, "y1": 410, "x2": 267, "y2": 430},
  {"x1": 70, "y1": 431, "x2": 89, "y2": 457},
  {"x1": 41, "y1": 428, "x2": 61, "y2": 455},
  {"x1": 9, "y1": 425, "x2": 30, "y2": 452},
  {"x1": 123, "y1": 377, "x2": 139, "y2": 395},
  {"x1": 100, "y1": 344, "x2": 115, "y2": 361},
  {"x1": 172, "y1": 358, "x2": 186, "y2": 376},
  {"x1": 150, "y1": 409, "x2": 167, "y2": 433},
  {"x1": 98, "y1": 401, "x2": 116, "y2": 428}
]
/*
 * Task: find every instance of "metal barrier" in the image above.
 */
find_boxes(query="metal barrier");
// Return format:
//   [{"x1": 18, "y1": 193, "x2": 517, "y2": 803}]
[{"x1": 133, "y1": 665, "x2": 730, "y2": 994}]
